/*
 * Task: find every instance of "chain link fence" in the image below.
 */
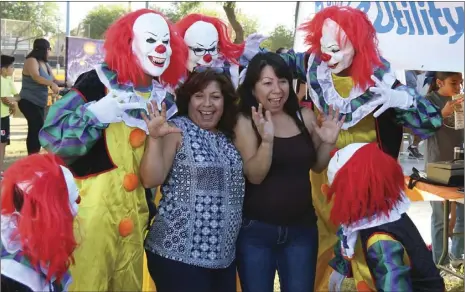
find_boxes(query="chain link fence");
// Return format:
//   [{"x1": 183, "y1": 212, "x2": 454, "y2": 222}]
[{"x1": 0, "y1": 19, "x2": 33, "y2": 58}]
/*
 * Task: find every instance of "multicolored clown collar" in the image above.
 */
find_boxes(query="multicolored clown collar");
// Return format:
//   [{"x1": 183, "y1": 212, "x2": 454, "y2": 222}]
[
  {"x1": 1, "y1": 215, "x2": 72, "y2": 292},
  {"x1": 94, "y1": 62, "x2": 177, "y2": 133},
  {"x1": 307, "y1": 54, "x2": 395, "y2": 129}
]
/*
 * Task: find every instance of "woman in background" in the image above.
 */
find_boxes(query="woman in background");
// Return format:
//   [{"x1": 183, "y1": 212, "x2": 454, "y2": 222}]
[{"x1": 18, "y1": 38, "x2": 64, "y2": 155}]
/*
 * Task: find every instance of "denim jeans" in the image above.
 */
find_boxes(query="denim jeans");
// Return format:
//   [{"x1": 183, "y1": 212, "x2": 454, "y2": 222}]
[
  {"x1": 236, "y1": 219, "x2": 318, "y2": 292},
  {"x1": 430, "y1": 201, "x2": 464, "y2": 264},
  {"x1": 145, "y1": 250, "x2": 236, "y2": 292}
]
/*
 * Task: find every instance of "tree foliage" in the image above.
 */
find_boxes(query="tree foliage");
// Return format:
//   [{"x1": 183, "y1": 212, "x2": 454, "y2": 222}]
[
  {"x1": 151, "y1": 2, "x2": 202, "y2": 23},
  {"x1": 81, "y1": 4, "x2": 128, "y2": 40},
  {"x1": 0, "y1": 1, "x2": 60, "y2": 53},
  {"x1": 261, "y1": 25, "x2": 295, "y2": 52}
]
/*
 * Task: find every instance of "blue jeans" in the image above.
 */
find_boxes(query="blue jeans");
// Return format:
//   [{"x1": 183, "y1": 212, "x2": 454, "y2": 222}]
[
  {"x1": 146, "y1": 250, "x2": 236, "y2": 292},
  {"x1": 430, "y1": 201, "x2": 464, "y2": 264},
  {"x1": 236, "y1": 219, "x2": 318, "y2": 292}
]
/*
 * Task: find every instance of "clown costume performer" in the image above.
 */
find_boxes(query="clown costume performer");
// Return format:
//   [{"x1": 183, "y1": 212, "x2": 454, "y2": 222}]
[
  {"x1": 274, "y1": 6, "x2": 443, "y2": 291},
  {"x1": 38, "y1": 9, "x2": 187, "y2": 291},
  {"x1": 1, "y1": 153, "x2": 80, "y2": 292},
  {"x1": 324, "y1": 143, "x2": 444, "y2": 291},
  {"x1": 176, "y1": 13, "x2": 266, "y2": 88}
]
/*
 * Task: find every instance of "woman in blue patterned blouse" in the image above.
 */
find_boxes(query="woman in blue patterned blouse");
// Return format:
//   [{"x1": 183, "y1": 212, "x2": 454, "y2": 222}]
[{"x1": 140, "y1": 68, "x2": 245, "y2": 292}]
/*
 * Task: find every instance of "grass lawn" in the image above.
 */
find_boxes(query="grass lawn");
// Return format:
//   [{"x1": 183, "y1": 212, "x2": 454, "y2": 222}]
[{"x1": 4, "y1": 113, "x2": 464, "y2": 291}]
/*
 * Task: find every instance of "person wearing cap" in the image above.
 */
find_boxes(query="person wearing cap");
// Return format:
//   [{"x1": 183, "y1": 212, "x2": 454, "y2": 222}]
[
  {"x1": 18, "y1": 38, "x2": 66, "y2": 155},
  {"x1": 1, "y1": 54, "x2": 19, "y2": 178}
]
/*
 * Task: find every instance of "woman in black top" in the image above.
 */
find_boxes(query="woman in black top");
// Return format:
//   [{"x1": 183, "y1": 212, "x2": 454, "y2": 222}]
[{"x1": 234, "y1": 52, "x2": 344, "y2": 292}]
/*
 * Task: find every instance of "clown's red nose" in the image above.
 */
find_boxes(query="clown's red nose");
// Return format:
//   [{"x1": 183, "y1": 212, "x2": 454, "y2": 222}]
[
  {"x1": 321, "y1": 53, "x2": 332, "y2": 62},
  {"x1": 203, "y1": 54, "x2": 212, "y2": 63},
  {"x1": 155, "y1": 45, "x2": 166, "y2": 54}
]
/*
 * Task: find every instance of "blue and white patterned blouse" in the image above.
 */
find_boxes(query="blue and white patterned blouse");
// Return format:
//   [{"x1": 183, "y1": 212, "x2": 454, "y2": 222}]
[{"x1": 145, "y1": 116, "x2": 245, "y2": 269}]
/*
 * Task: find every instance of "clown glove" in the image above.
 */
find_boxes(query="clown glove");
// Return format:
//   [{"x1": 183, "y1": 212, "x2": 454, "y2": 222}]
[
  {"x1": 329, "y1": 270, "x2": 346, "y2": 292},
  {"x1": 369, "y1": 75, "x2": 414, "y2": 118},
  {"x1": 242, "y1": 33, "x2": 269, "y2": 61},
  {"x1": 87, "y1": 91, "x2": 143, "y2": 124}
]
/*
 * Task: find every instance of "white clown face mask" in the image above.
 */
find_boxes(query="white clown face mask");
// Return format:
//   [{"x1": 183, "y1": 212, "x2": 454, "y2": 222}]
[
  {"x1": 60, "y1": 165, "x2": 80, "y2": 217},
  {"x1": 132, "y1": 13, "x2": 172, "y2": 77},
  {"x1": 320, "y1": 18, "x2": 355, "y2": 74},
  {"x1": 184, "y1": 21, "x2": 219, "y2": 71},
  {"x1": 327, "y1": 143, "x2": 367, "y2": 185}
]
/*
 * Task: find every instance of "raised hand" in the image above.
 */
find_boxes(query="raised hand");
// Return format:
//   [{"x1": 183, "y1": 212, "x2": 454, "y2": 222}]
[
  {"x1": 251, "y1": 103, "x2": 274, "y2": 143},
  {"x1": 369, "y1": 75, "x2": 413, "y2": 118},
  {"x1": 87, "y1": 90, "x2": 143, "y2": 124},
  {"x1": 312, "y1": 105, "x2": 345, "y2": 145},
  {"x1": 442, "y1": 97, "x2": 464, "y2": 117},
  {"x1": 141, "y1": 101, "x2": 182, "y2": 139}
]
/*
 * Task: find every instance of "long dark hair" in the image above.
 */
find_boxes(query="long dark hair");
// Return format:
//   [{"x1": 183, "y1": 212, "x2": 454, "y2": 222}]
[
  {"x1": 175, "y1": 69, "x2": 239, "y2": 140},
  {"x1": 237, "y1": 52, "x2": 311, "y2": 144},
  {"x1": 26, "y1": 38, "x2": 50, "y2": 62},
  {"x1": 427, "y1": 71, "x2": 462, "y2": 94}
]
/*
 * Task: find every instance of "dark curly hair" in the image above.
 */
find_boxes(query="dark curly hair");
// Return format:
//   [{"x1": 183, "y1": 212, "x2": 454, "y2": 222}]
[{"x1": 175, "y1": 69, "x2": 239, "y2": 140}]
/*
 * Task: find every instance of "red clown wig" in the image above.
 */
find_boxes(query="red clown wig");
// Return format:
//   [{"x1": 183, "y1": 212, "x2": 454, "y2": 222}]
[
  {"x1": 326, "y1": 143, "x2": 405, "y2": 226},
  {"x1": 176, "y1": 14, "x2": 245, "y2": 64},
  {"x1": 300, "y1": 6, "x2": 384, "y2": 89},
  {"x1": 1, "y1": 153, "x2": 77, "y2": 282},
  {"x1": 104, "y1": 9, "x2": 188, "y2": 87}
]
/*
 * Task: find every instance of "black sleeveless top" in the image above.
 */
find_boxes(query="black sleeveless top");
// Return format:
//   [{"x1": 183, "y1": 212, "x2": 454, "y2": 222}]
[{"x1": 243, "y1": 132, "x2": 317, "y2": 226}]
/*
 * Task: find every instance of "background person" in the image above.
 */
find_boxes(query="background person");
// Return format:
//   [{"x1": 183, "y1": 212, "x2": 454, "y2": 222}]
[
  {"x1": 0, "y1": 55, "x2": 19, "y2": 178},
  {"x1": 425, "y1": 71, "x2": 464, "y2": 268},
  {"x1": 18, "y1": 38, "x2": 65, "y2": 155}
]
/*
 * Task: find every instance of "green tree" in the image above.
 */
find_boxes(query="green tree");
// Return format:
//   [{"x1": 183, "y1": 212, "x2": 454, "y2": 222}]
[
  {"x1": 234, "y1": 10, "x2": 259, "y2": 41},
  {"x1": 81, "y1": 4, "x2": 128, "y2": 40},
  {"x1": 0, "y1": 1, "x2": 60, "y2": 54},
  {"x1": 261, "y1": 25, "x2": 294, "y2": 52},
  {"x1": 151, "y1": 2, "x2": 201, "y2": 23}
]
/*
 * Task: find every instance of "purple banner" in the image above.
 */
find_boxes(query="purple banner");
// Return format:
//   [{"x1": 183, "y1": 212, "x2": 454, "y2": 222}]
[{"x1": 65, "y1": 37, "x2": 105, "y2": 84}]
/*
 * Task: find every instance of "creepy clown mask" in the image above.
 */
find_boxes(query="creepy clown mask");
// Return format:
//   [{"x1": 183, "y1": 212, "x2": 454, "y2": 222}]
[
  {"x1": 132, "y1": 13, "x2": 172, "y2": 77},
  {"x1": 184, "y1": 21, "x2": 219, "y2": 71},
  {"x1": 327, "y1": 143, "x2": 367, "y2": 185},
  {"x1": 320, "y1": 18, "x2": 355, "y2": 74},
  {"x1": 60, "y1": 165, "x2": 80, "y2": 217},
  {"x1": 15, "y1": 165, "x2": 80, "y2": 217}
]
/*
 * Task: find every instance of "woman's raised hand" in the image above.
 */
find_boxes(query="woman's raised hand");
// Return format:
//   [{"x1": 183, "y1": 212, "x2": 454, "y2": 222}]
[
  {"x1": 251, "y1": 103, "x2": 274, "y2": 144},
  {"x1": 312, "y1": 105, "x2": 345, "y2": 145},
  {"x1": 141, "y1": 101, "x2": 182, "y2": 139}
]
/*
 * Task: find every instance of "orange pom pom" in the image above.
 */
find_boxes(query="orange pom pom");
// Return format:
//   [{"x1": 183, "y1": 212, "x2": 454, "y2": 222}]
[
  {"x1": 123, "y1": 173, "x2": 139, "y2": 192},
  {"x1": 321, "y1": 183, "x2": 330, "y2": 195},
  {"x1": 118, "y1": 218, "x2": 134, "y2": 237},
  {"x1": 129, "y1": 128, "x2": 146, "y2": 148},
  {"x1": 356, "y1": 280, "x2": 372, "y2": 291}
]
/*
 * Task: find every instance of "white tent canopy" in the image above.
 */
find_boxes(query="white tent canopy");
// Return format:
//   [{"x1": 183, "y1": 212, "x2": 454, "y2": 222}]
[{"x1": 293, "y1": 1, "x2": 464, "y2": 73}]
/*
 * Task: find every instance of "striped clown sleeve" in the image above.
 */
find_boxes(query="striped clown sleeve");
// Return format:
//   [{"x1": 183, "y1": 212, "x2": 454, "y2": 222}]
[
  {"x1": 366, "y1": 235, "x2": 413, "y2": 292},
  {"x1": 39, "y1": 89, "x2": 108, "y2": 164},
  {"x1": 279, "y1": 51, "x2": 308, "y2": 82},
  {"x1": 393, "y1": 85, "x2": 443, "y2": 139}
]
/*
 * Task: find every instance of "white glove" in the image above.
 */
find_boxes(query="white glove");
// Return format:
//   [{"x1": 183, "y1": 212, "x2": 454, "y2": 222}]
[
  {"x1": 369, "y1": 75, "x2": 414, "y2": 118},
  {"x1": 87, "y1": 90, "x2": 144, "y2": 124},
  {"x1": 328, "y1": 270, "x2": 345, "y2": 292},
  {"x1": 242, "y1": 33, "x2": 269, "y2": 60}
]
